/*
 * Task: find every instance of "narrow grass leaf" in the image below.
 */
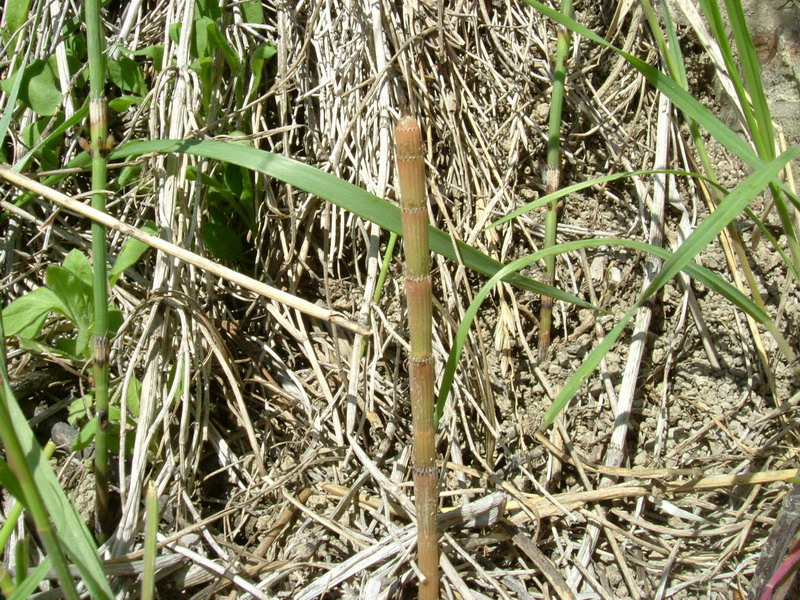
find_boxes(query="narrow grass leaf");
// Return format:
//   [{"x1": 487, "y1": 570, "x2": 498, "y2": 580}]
[
  {"x1": 488, "y1": 169, "x2": 722, "y2": 229},
  {"x1": 522, "y1": 0, "x2": 760, "y2": 168},
  {"x1": 541, "y1": 147, "x2": 800, "y2": 428},
  {"x1": 435, "y1": 232, "x2": 788, "y2": 426},
  {"x1": 110, "y1": 139, "x2": 594, "y2": 309},
  {"x1": 7, "y1": 559, "x2": 49, "y2": 600},
  {"x1": 639, "y1": 148, "x2": 800, "y2": 302},
  {"x1": 2, "y1": 384, "x2": 112, "y2": 598}
]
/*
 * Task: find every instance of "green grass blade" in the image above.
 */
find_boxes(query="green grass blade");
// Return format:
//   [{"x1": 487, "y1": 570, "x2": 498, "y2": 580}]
[
  {"x1": 522, "y1": 0, "x2": 760, "y2": 168},
  {"x1": 7, "y1": 559, "x2": 49, "y2": 600},
  {"x1": 433, "y1": 228, "x2": 791, "y2": 426},
  {"x1": 488, "y1": 169, "x2": 723, "y2": 229},
  {"x1": 723, "y1": 0, "x2": 774, "y2": 160},
  {"x1": 13, "y1": 101, "x2": 90, "y2": 173},
  {"x1": 638, "y1": 148, "x2": 800, "y2": 302},
  {"x1": 110, "y1": 139, "x2": 594, "y2": 310},
  {"x1": 540, "y1": 147, "x2": 800, "y2": 428}
]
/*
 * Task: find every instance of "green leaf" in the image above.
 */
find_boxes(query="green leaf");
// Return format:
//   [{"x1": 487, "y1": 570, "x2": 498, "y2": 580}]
[
  {"x1": 207, "y1": 19, "x2": 240, "y2": 70},
  {"x1": 45, "y1": 265, "x2": 93, "y2": 354},
  {"x1": 0, "y1": 456, "x2": 26, "y2": 503},
  {"x1": 108, "y1": 95, "x2": 144, "y2": 112},
  {"x1": 489, "y1": 169, "x2": 724, "y2": 229},
  {"x1": 111, "y1": 139, "x2": 594, "y2": 309},
  {"x1": 108, "y1": 55, "x2": 147, "y2": 95},
  {"x1": 241, "y1": 0, "x2": 264, "y2": 24},
  {"x1": 192, "y1": 16, "x2": 213, "y2": 59},
  {"x1": 62, "y1": 249, "x2": 93, "y2": 289},
  {"x1": 109, "y1": 221, "x2": 157, "y2": 286},
  {"x1": 434, "y1": 235, "x2": 784, "y2": 426},
  {"x1": 168, "y1": 23, "x2": 181, "y2": 47},
  {"x1": 249, "y1": 43, "x2": 276, "y2": 98},
  {"x1": 1, "y1": 0, "x2": 33, "y2": 53},
  {"x1": 120, "y1": 44, "x2": 164, "y2": 70},
  {"x1": 13, "y1": 99, "x2": 89, "y2": 172},
  {"x1": 2, "y1": 287, "x2": 64, "y2": 339},
  {"x1": 126, "y1": 377, "x2": 141, "y2": 418},
  {"x1": 68, "y1": 394, "x2": 91, "y2": 426},
  {"x1": 203, "y1": 221, "x2": 246, "y2": 262},
  {"x1": 7, "y1": 559, "x2": 50, "y2": 600},
  {"x1": 522, "y1": 0, "x2": 760, "y2": 169},
  {"x1": 72, "y1": 417, "x2": 96, "y2": 451},
  {"x1": 1, "y1": 59, "x2": 61, "y2": 116},
  {"x1": 195, "y1": 0, "x2": 221, "y2": 21},
  {"x1": 117, "y1": 164, "x2": 141, "y2": 187}
]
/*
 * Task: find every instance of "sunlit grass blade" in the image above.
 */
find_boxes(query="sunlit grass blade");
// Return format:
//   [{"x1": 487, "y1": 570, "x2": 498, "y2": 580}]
[
  {"x1": 0, "y1": 311, "x2": 112, "y2": 599},
  {"x1": 540, "y1": 147, "x2": 800, "y2": 428},
  {"x1": 7, "y1": 560, "x2": 50, "y2": 600},
  {"x1": 434, "y1": 230, "x2": 794, "y2": 427},
  {"x1": 523, "y1": 0, "x2": 757, "y2": 168},
  {"x1": 109, "y1": 139, "x2": 594, "y2": 310},
  {"x1": 488, "y1": 168, "x2": 722, "y2": 229}
]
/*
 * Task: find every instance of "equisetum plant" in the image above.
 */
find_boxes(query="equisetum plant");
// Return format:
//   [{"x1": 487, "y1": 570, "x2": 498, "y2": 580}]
[
  {"x1": 84, "y1": 0, "x2": 112, "y2": 538},
  {"x1": 395, "y1": 110, "x2": 439, "y2": 599}
]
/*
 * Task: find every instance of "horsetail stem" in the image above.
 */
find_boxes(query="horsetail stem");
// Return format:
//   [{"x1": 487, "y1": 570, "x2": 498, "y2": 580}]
[
  {"x1": 396, "y1": 110, "x2": 439, "y2": 600},
  {"x1": 85, "y1": 0, "x2": 111, "y2": 539},
  {"x1": 538, "y1": 0, "x2": 573, "y2": 362}
]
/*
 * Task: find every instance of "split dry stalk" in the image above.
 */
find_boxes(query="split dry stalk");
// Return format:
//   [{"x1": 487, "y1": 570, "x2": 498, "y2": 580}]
[{"x1": 396, "y1": 110, "x2": 439, "y2": 599}]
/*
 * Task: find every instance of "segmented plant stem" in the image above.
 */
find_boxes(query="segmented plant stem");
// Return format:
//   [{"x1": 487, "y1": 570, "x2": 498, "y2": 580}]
[
  {"x1": 85, "y1": 0, "x2": 111, "y2": 538},
  {"x1": 538, "y1": 0, "x2": 573, "y2": 362},
  {"x1": 396, "y1": 111, "x2": 439, "y2": 600}
]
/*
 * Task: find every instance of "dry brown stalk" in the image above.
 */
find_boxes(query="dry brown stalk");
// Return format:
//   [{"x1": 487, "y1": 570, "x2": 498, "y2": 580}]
[{"x1": 396, "y1": 110, "x2": 439, "y2": 600}]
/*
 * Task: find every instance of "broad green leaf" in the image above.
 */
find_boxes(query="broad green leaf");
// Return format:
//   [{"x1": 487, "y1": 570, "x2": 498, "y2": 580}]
[
  {"x1": 195, "y1": 0, "x2": 222, "y2": 21},
  {"x1": 62, "y1": 249, "x2": 93, "y2": 289},
  {"x1": 0, "y1": 59, "x2": 61, "y2": 116},
  {"x1": 109, "y1": 95, "x2": 144, "y2": 112},
  {"x1": 249, "y1": 43, "x2": 276, "y2": 96},
  {"x1": 68, "y1": 394, "x2": 91, "y2": 425},
  {"x1": 45, "y1": 265, "x2": 93, "y2": 354},
  {"x1": 540, "y1": 146, "x2": 800, "y2": 429},
  {"x1": 2, "y1": 287, "x2": 65, "y2": 338},
  {"x1": 207, "y1": 19, "x2": 240, "y2": 70},
  {"x1": 110, "y1": 221, "x2": 157, "y2": 286},
  {"x1": 72, "y1": 417, "x2": 96, "y2": 451},
  {"x1": 1, "y1": 0, "x2": 33, "y2": 53},
  {"x1": 126, "y1": 376, "x2": 141, "y2": 417},
  {"x1": 108, "y1": 55, "x2": 147, "y2": 95},
  {"x1": 203, "y1": 221, "x2": 246, "y2": 263},
  {"x1": 120, "y1": 44, "x2": 164, "y2": 70},
  {"x1": 110, "y1": 139, "x2": 594, "y2": 309},
  {"x1": 192, "y1": 16, "x2": 213, "y2": 59},
  {"x1": 241, "y1": 0, "x2": 264, "y2": 24}
]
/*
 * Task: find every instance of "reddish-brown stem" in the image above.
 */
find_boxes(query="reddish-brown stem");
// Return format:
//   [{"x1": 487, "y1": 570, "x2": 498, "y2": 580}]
[{"x1": 396, "y1": 111, "x2": 439, "y2": 600}]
